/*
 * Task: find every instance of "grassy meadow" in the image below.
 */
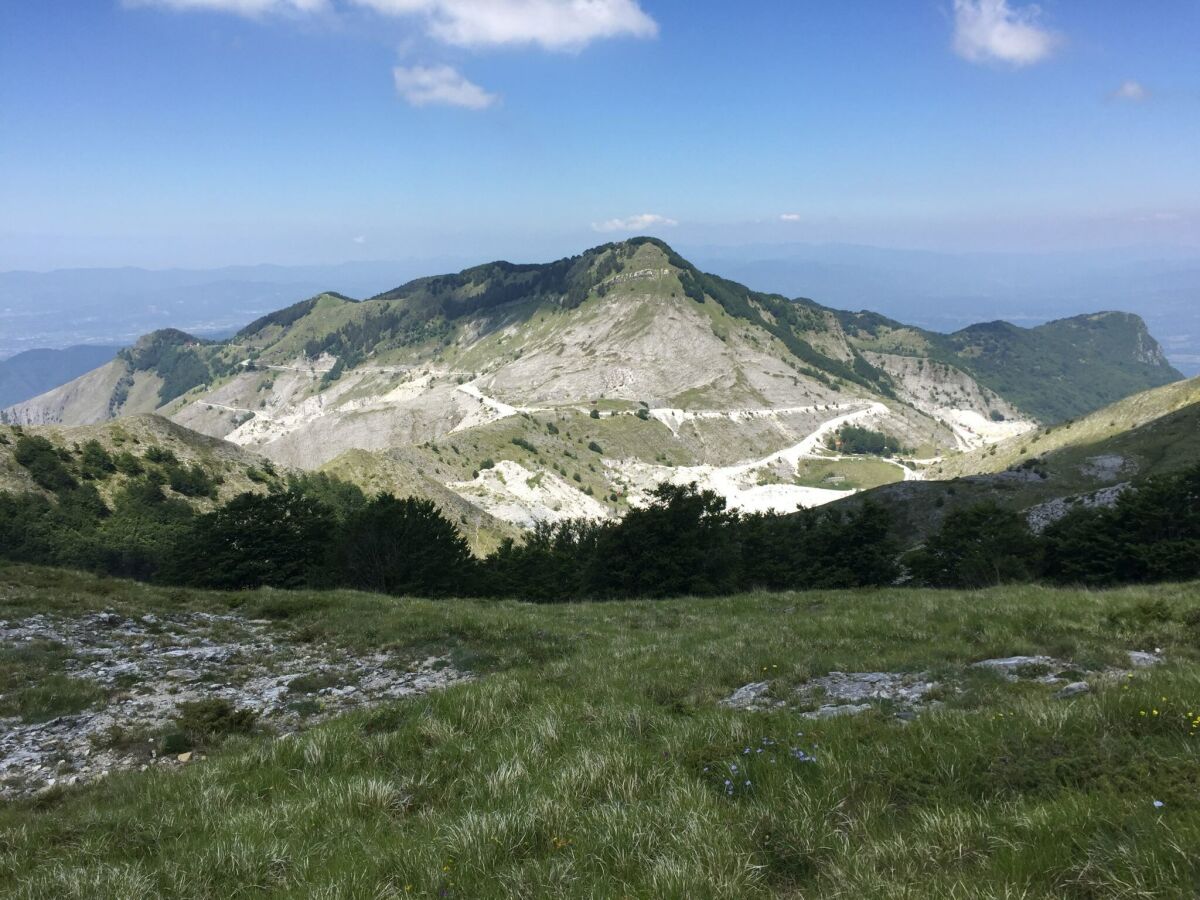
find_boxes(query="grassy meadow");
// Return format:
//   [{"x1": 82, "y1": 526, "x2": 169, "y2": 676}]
[{"x1": 1, "y1": 564, "x2": 1199, "y2": 898}]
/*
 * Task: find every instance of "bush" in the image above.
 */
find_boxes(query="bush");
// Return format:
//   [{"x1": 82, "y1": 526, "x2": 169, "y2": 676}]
[
  {"x1": 143, "y1": 446, "x2": 177, "y2": 465},
  {"x1": 587, "y1": 441, "x2": 602, "y2": 454},
  {"x1": 13, "y1": 436, "x2": 76, "y2": 493},
  {"x1": 171, "y1": 698, "x2": 257, "y2": 749},
  {"x1": 113, "y1": 451, "x2": 143, "y2": 476},
  {"x1": 80, "y1": 441, "x2": 116, "y2": 480},
  {"x1": 165, "y1": 462, "x2": 218, "y2": 499}
]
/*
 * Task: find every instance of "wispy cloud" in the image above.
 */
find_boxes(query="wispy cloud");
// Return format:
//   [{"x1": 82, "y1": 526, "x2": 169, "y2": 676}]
[
  {"x1": 1111, "y1": 80, "x2": 1149, "y2": 102},
  {"x1": 952, "y1": 0, "x2": 1059, "y2": 67},
  {"x1": 123, "y1": 0, "x2": 329, "y2": 15},
  {"x1": 393, "y1": 64, "x2": 496, "y2": 108},
  {"x1": 779, "y1": 213, "x2": 802, "y2": 222},
  {"x1": 350, "y1": 0, "x2": 656, "y2": 50},
  {"x1": 592, "y1": 213, "x2": 677, "y2": 233},
  {"x1": 127, "y1": 0, "x2": 657, "y2": 112}
]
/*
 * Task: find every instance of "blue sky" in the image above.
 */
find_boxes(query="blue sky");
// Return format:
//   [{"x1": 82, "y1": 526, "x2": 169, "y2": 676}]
[{"x1": 2, "y1": 0, "x2": 1198, "y2": 269}]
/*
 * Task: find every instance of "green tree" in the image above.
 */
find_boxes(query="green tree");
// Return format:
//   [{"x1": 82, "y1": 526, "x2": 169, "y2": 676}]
[
  {"x1": 585, "y1": 483, "x2": 741, "y2": 598},
  {"x1": 335, "y1": 495, "x2": 473, "y2": 596},
  {"x1": 906, "y1": 502, "x2": 1039, "y2": 588},
  {"x1": 165, "y1": 490, "x2": 335, "y2": 589}
]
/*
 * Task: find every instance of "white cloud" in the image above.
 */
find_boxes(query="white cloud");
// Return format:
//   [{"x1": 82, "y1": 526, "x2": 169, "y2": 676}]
[
  {"x1": 952, "y1": 0, "x2": 1059, "y2": 67},
  {"x1": 779, "y1": 213, "x2": 802, "y2": 222},
  {"x1": 592, "y1": 213, "x2": 678, "y2": 233},
  {"x1": 351, "y1": 0, "x2": 657, "y2": 50},
  {"x1": 353, "y1": 234, "x2": 367, "y2": 244},
  {"x1": 123, "y1": 0, "x2": 328, "y2": 15},
  {"x1": 393, "y1": 64, "x2": 496, "y2": 108},
  {"x1": 1112, "y1": 80, "x2": 1149, "y2": 102}
]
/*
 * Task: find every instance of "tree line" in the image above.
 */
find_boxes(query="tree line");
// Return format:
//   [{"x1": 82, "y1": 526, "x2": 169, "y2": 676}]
[{"x1": 1, "y1": 430, "x2": 1196, "y2": 598}]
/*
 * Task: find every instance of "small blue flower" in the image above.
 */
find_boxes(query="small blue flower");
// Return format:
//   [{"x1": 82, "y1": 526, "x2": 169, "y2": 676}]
[{"x1": 1153, "y1": 800, "x2": 1165, "y2": 809}]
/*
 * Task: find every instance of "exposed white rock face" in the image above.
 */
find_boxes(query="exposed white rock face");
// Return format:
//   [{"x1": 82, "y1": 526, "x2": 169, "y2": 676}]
[
  {"x1": 451, "y1": 460, "x2": 610, "y2": 528},
  {"x1": 1026, "y1": 483, "x2": 1131, "y2": 533},
  {"x1": 861, "y1": 352, "x2": 1036, "y2": 450}
]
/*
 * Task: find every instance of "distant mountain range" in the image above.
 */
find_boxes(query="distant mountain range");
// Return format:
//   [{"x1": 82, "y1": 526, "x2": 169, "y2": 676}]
[{"x1": 2, "y1": 239, "x2": 1183, "y2": 538}]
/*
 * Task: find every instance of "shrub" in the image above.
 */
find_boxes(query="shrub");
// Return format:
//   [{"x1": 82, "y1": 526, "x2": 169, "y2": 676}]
[
  {"x1": 165, "y1": 462, "x2": 218, "y2": 499},
  {"x1": 171, "y1": 698, "x2": 257, "y2": 748},
  {"x1": 143, "y1": 446, "x2": 177, "y2": 465},
  {"x1": 113, "y1": 451, "x2": 143, "y2": 476},
  {"x1": 79, "y1": 440, "x2": 116, "y2": 480},
  {"x1": 587, "y1": 441, "x2": 603, "y2": 454},
  {"x1": 14, "y1": 436, "x2": 77, "y2": 493}
]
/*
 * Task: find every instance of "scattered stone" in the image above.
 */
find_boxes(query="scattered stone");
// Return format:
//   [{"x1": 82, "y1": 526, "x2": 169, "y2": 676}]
[
  {"x1": 1054, "y1": 682, "x2": 1091, "y2": 699},
  {"x1": 719, "y1": 682, "x2": 779, "y2": 711},
  {"x1": 971, "y1": 656, "x2": 1062, "y2": 681},
  {"x1": 803, "y1": 704, "x2": 872, "y2": 720},
  {"x1": 176, "y1": 752, "x2": 192, "y2": 763},
  {"x1": 1128, "y1": 651, "x2": 1162, "y2": 668},
  {"x1": 803, "y1": 671, "x2": 938, "y2": 706},
  {"x1": 0, "y1": 611, "x2": 469, "y2": 799}
]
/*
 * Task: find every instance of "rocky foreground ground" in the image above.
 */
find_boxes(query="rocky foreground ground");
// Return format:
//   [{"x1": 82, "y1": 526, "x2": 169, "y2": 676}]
[{"x1": 0, "y1": 611, "x2": 467, "y2": 798}]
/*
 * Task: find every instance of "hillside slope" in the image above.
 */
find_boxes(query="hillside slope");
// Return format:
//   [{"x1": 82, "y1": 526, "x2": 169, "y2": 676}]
[
  {"x1": 837, "y1": 309, "x2": 1181, "y2": 423},
  {"x1": 3, "y1": 239, "x2": 1180, "y2": 525},
  {"x1": 0, "y1": 345, "x2": 121, "y2": 409},
  {"x1": 0, "y1": 415, "x2": 280, "y2": 507},
  {"x1": 835, "y1": 376, "x2": 1200, "y2": 546}
]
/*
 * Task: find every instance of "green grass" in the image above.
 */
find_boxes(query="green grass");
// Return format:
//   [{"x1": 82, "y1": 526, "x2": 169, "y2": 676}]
[
  {"x1": 934, "y1": 376, "x2": 1200, "y2": 485},
  {"x1": 0, "y1": 639, "x2": 106, "y2": 723},
  {"x1": 792, "y1": 457, "x2": 904, "y2": 491},
  {"x1": 2, "y1": 564, "x2": 1199, "y2": 897}
]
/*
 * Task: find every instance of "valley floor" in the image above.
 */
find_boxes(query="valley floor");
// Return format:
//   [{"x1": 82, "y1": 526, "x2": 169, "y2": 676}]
[{"x1": 1, "y1": 566, "x2": 1199, "y2": 898}]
